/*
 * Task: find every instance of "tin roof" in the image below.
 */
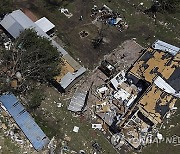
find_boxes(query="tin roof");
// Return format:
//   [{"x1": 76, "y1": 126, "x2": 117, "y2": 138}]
[
  {"x1": 152, "y1": 40, "x2": 180, "y2": 56},
  {"x1": 68, "y1": 91, "x2": 87, "y2": 112},
  {"x1": 0, "y1": 94, "x2": 50, "y2": 151},
  {"x1": 60, "y1": 67, "x2": 86, "y2": 89},
  {"x1": 35, "y1": 17, "x2": 55, "y2": 33}
]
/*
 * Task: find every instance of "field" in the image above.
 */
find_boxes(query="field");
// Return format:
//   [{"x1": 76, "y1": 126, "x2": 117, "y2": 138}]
[
  {"x1": 1, "y1": 0, "x2": 180, "y2": 153},
  {"x1": 13, "y1": 0, "x2": 180, "y2": 69}
]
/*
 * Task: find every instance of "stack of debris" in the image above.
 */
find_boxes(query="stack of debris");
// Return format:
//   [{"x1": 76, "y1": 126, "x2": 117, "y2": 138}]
[{"x1": 91, "y1": 5, "x2": 128, "y2": 31}]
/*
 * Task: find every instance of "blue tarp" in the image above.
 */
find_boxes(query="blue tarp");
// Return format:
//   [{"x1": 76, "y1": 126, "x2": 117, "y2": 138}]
[
  {"x1": 108, "y1": 18, "x2": 116, "y2": 26},
  {"x1": 0, "y1": 94, "x2": 50, "y2": 151}
]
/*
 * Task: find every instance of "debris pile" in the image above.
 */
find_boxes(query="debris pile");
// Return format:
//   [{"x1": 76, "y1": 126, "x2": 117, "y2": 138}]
[
  {"x1": 0, "y1": 105, "x2": 35, "y2": 152},
  {"x1": 59, "y1": 8, "x2": 73, "y2": 18},
  {"x1": 91, "y1": 5, "x2": 128, "y2": 31}
]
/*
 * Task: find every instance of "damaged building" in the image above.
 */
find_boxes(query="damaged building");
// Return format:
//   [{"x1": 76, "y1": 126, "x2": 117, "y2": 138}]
[
  {"x1": 0, "y1": 93, "x2": 50, "y2": 151},
  {"x1": 92, "y1": 40, "x2": 180, "y2": 151},
  {"x1": 0, "y1": 9, "x2": 86, "y2": 93}
]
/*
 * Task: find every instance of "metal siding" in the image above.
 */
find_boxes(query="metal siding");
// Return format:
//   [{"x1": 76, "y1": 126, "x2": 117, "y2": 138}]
[
  {"x1": 60, "y1": 67, "x2": 86, "y2": 89},
  {"x1": 152, "y1": 40, "x2": 180, "y2": 56},
  {"x1": 11, "y1": 10, "x2": 35, "y2": 29},
  {"x1": 0, "y1": 94, "x2": 49, "y2": 151}
]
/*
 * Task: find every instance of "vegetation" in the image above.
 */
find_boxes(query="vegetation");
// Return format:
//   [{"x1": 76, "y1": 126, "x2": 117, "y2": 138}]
[
  {"x1": 0, "y1": 0, "x2": 13, "y2": 15},
  {"x1": 0, "y1": 29, "x2": 62, "y2": 93},
  {"x1": 158, "y1": 0, "x2": 180, "y2": 12},
  {"x1": 146, "y1": 0, "x2": 180, "y2": 14},
  {"x1": 28, "y1": 89, "x2": 45, "y2": 110}
]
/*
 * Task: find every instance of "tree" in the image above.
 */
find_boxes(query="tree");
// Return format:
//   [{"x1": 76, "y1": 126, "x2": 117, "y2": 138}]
[
  {"x1": 1, "y1": 29, "x2": 62, "y2": 92},
  {"x1": 0, "y1": 0, "x2": 13, "y2": 16},
  {"x1": 146, "y1": 0, "x2": 180, "y2": 14},
  {"x1": 28, "y1": 89, "x2": 45, "y2": 110},
  {"x1": 158, "y1": 0, "x2": 180, "y2": 12}
]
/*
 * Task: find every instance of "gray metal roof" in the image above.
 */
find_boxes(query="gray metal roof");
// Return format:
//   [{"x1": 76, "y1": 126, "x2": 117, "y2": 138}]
[
  {"x1": 68, "y1": 91, "x2": 87, "y2": 112},
  {"x1": 152, "y1": 40, "x2": 180, "y2": 56},
  {"x1": 60, "y1": 67, "x2": 86, "y2": 89},
  {"x1": 0, "y1": 94, "x2": 50, "y2": 151},
  {"x1": 0, "y1": 10, "x2": 35, "y2": 38},
  {"x1": 0, "y1": 10, "x2": 68, "y2": 56}
]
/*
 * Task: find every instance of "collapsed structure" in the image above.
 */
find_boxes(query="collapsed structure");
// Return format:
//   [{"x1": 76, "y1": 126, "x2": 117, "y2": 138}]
[
  {"x1": 0, "y1": 9, "x2": 86, "y2": 92},
  {"x1": 91, "y1": 5, "x2": 128, "y2": 31},
  {"x1": 0, "y1": 93, "x2": 50, "y2": 151},
  {"x1": 91, "y1": 40, "x2": 180, "y2": 150}
]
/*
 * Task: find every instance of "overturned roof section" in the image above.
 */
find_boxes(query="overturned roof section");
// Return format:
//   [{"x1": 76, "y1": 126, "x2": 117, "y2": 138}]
[
  {"x1": 154, "y1": 76, "x2": 180, "y2": 98},
  {"x1": 35, "y1": 17, "x2": 55, "y2": 33},
  {"x1": 154, "y1": 76, "x2": 176, "y2": 95},
  {"x1": 0, "y1": 94, "x2": 50, "y2": 151},
  {"x1": 152, "y1": 40, "x2": 180, "y2": 56},
  {"x1": 68, "y1": 91, "x2": 88, "y2": 112},
  {"x1": 60, "y1": 67, "x2": 86, "y2": 89}
]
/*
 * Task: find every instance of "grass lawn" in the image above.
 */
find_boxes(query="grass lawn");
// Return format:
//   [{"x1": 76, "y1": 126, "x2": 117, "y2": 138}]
[
  {"x1": 13, "y1": 0, "x2": 180, "y2": 69},
  {"x1": 32, "y1": 85, "x2": 117, "y2": 153},
  {"x1": 2, "y1": 0, "x2": 179, "y2": 153}
]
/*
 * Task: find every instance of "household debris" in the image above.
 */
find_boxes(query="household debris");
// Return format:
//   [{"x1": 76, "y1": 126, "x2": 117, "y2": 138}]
[
  {"x1": 79, "y1": 30, "x2": 89, "y2": 38},
  {"x1": 92, "y1": 124, "x2": 102, "y2": 130},
  {"x1": 60, "y1": 8, "x2": 73, "y2": 18},
  {"x1": 0, "y1": 94, "x2": 50, "y2": 151},
  {"x1": 80, "y1": 40, "x2": 180, "y2": 152},
  {"x1": 91, "y1": 5, "x2": 128, "y2": 31},
  {"x1": 73, "y1": 126, "x2": 79, "y2": 133}
]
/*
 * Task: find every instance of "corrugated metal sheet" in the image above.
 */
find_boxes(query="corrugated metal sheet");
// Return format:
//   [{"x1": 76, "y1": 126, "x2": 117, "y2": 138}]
[
  {"x1": 0, "y1": 94, "x2": 50, "y2": 151},
  {"x1": 152, "y1": 40, "x2": 180, "y2": 56},
  {"x1": 68, "y1": 91, "x2": 87, "y2": 112},
  {"x1": 154, "y1": 76, "x2": 176, "y2": 94},
  {"x1": 60, "y1": 67, "x2": 86, "y2": 89}
]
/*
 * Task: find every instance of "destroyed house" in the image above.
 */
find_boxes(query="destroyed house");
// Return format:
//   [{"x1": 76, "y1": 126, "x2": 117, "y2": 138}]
[
  {"x1": 0, "y1": 9, "x2": 86, "y2": 92},
  {"x1": 128, "y1": 43, "x2": 180, "y2": 124},
  {"x1": 0, "y1": 94, "x2": 50, "y2": 151}
]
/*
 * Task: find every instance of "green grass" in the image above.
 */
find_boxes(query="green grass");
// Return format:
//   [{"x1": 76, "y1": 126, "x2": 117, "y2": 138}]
[
  {"x1": 32, "y1": 85, "x2": 117, "y2": 153},
  {"x1": 0, "y1": 131, "x2": 20, "y2": 154}
]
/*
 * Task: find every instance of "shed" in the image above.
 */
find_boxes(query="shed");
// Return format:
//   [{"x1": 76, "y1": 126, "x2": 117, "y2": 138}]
[
  {"x1": 0, "y1": 94, "x2": 50, "y2": 151},
  {"x1": 35, "y1": 17, "x2": 55, "y2": 33},
  {"x1": 0, "y1": 10, "x2": 35, "y2": 38}
]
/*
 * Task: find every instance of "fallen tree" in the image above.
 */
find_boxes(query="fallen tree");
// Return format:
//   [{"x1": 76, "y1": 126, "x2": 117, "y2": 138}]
[{"x1": 0, "y1": 29, "x2": 62, "y2": 93}]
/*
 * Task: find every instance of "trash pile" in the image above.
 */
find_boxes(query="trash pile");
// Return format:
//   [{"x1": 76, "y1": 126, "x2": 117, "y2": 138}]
[
  {"x1": 59, "y1": 8, "x2": 73, "y2": 18},
  {"x1": 91, "y1": 5, "x2": 128, "y2": 31},
  {"x1": 0, "y1": 105, "x2": 34, "y2": 152}
]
